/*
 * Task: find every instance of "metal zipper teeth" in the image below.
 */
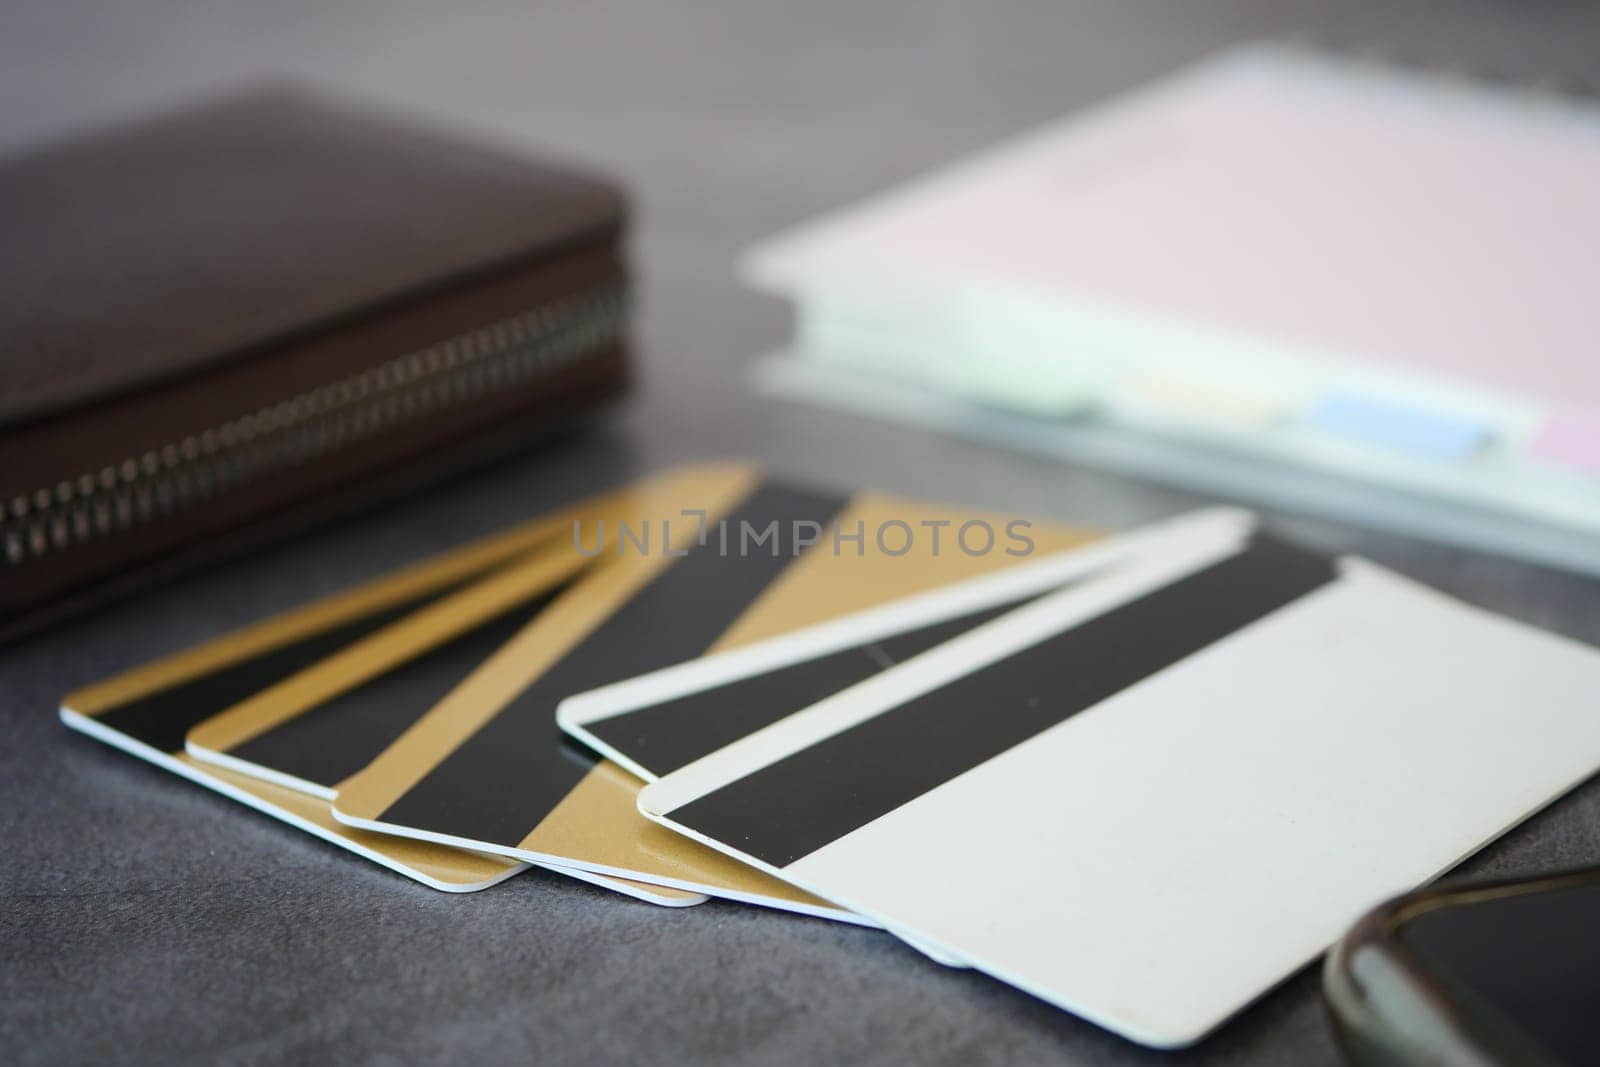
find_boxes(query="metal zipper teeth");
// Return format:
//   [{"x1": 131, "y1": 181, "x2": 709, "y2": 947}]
[{"x1": 4, "y1": 285, "x2": 626, "y2": 568}]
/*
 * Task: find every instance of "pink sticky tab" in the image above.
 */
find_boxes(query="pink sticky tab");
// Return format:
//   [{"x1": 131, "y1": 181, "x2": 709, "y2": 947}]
[{"x1": 1529, "y1": 416, "x2": 1600, "y2": 477}]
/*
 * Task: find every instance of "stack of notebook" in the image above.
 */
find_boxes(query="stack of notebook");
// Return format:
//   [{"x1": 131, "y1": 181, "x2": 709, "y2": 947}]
[
  {"x1": 742, "y1": 44, "x2": 1600, "y2": 576},
  {"x1": 61, "y1": 463, "x2": 1600, "y2": 1047}
]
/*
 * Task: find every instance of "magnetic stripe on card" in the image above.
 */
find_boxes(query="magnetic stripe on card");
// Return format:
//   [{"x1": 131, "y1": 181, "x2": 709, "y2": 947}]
[
  {"x1": 96, "y1": 584, "x2": 456, "y2": 753},
  {"x1": 665, "y1": 536, "x2": 1336, "y2": 868},
  {"x1": 586, "y1": 594, "x2": 1038, "y2": 777}
]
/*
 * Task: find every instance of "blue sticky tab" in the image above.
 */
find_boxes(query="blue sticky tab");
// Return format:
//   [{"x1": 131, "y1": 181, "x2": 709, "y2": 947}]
[{"x1": 1306, "y1": 392, "x2": 1490, "y2": 461}]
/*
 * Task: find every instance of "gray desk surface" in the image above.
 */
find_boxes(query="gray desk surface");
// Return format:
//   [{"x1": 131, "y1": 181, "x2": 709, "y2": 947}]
[{"x1": 5, "y1": 3, "x2": 1600, "y2": 1063}]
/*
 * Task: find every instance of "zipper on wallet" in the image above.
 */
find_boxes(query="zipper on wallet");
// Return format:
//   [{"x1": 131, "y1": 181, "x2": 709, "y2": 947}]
[{"x1": 3, "y1": 283, "x2": 626, "y2": 568}]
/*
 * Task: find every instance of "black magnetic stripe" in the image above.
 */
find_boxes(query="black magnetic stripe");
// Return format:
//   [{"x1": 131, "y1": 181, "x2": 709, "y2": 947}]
[
  {"x1": 666, "y1": 535, "x2": 1337, "y2": 869},
  {"x1": 94, "y1": 583, "x2": 461, "y2": 754},
  {"x1": 230, "y1": 589, "x2": 562, "y2": 789},
  {"x1": 375, "y1": 482, "x2": 850, "y2": 847},
  {"x1": 587, "y1": 593, "x2": 1042, "y2": 777}
]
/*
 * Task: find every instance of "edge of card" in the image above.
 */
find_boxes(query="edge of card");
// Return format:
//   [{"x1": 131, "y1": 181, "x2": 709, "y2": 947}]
[
  {"x1": 638, "y1": 795, "x2": 1207, "y2": 1047},
  {"x1": 60, "y1": 705, "x2": 524, "y2": 894},
  {"x1": 62, "y1": 705, "x2": 704, "y2": 906},
  {"x1": 328, "y1": 803, "x2": 868, "y2": 924}
]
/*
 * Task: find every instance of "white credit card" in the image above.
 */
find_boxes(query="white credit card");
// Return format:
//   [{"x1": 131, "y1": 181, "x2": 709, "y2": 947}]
[{"x1": 639, "y1": 517, "x2": 1600, "y2": 1047}]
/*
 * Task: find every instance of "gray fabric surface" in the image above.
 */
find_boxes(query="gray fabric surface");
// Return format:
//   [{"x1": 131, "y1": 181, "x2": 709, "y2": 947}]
[{"x1": 4, "y1": 2, "x2": 1600, "y2": 1063}]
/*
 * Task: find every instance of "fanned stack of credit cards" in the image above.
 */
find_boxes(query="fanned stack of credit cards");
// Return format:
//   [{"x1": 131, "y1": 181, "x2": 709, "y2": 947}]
[{"x1": 61, "y1": 462, "x2": 1600, "y2": 1047}]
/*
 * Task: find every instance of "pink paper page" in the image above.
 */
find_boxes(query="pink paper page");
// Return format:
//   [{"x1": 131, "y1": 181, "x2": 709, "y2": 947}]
[{"x1": 776, "y1": 49, "x2": 1600, "y2": 413}]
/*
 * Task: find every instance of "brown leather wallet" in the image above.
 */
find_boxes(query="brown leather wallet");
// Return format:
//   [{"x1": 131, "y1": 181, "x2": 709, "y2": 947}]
[{"x1": 0, "y1": 87, "x2": 630, "y2": 643}]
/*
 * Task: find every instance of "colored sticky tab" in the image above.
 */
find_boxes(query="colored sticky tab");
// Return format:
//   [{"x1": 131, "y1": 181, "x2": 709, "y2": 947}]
[
  {"x1": 1305, "y1": 392, "x2": 1491, "y2": 461},
  {"x1": 1127, "y1": 372, "x2": 1289, "y2": 428},
  {"x1": 1529, "y1": 416, "x2": 1600, "y2": 478}
]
